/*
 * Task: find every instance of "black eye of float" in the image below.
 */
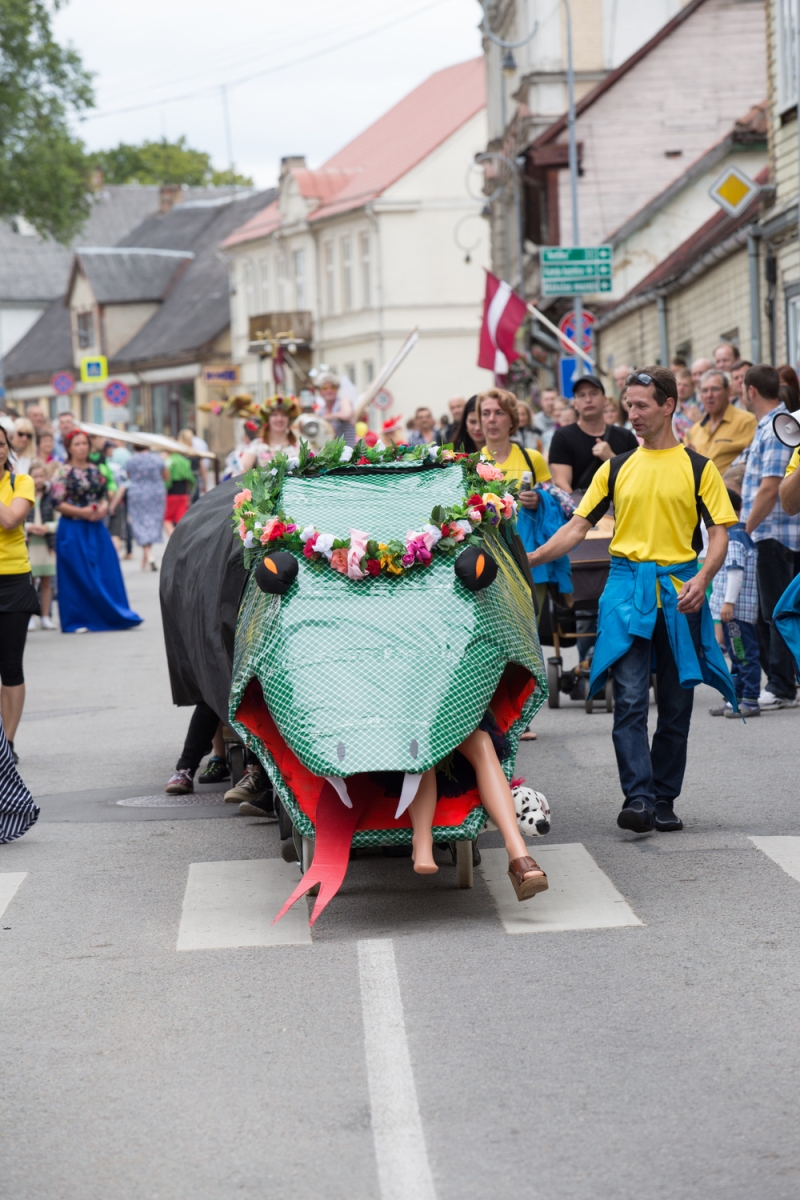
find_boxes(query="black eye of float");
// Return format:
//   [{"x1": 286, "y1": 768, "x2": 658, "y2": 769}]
[
  {"x1": 454, "y1": 544, "x2": 498, "y2": 592},
  {"x1": 255, "y1": 551, "x2": 299, "y2": 595}
]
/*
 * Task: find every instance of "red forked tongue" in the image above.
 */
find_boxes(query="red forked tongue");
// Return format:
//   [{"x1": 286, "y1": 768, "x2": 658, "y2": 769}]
[{"x1": 272, "y1": 780, "x2": 372, "y2": 927}]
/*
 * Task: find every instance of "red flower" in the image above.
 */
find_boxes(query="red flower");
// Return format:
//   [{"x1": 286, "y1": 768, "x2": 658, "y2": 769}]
[
  {"x1": 366, "y1": 558, "x2": 381, "y2": 576},
  {"x1": 268, "y1": 521, "x2": 287, "y2": 540},
  {"x1": 357, "y1": 456, "x2": 371, "y2": 465},
  {"x1": 364, "y1": 432, "x2": 378, "y2": 447},
  {"x1": 467, "y1": 493, "x2": 486, "y2": 514},
  {"x1": 303, "y1": 534, "x2": 319, "y2": 559},
  {"x1": 440, "y1": 522, "x2": 452, "y2": 538}
]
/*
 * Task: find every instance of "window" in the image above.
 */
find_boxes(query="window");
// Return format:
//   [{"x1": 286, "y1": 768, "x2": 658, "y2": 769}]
[
  {"x1": 344, "y1": 362, "x2": 356, "y2": 384},
  {"x1": 363, "y1": 359, "x2": 374, "y2": 385},
  {"x1": 76, "y1": 311, "x2": 94, "y2": 349},
  {"x1": 360, "y1": 232, "x2": 371, "y2": 306},
  {"x1": 342, "y1": 237, "x2": 353, "y2": 311},
  {"x1": 259, "y1": 259, "x2": 270, "y2": 313},
  {"x1": 244, "y1": 261, "x2": 257, "y2": 315},
  {"x1": 294, "y1": 249, "x2": 306, "y2": 309},
  {"x1": 787, "y1": 292, "x2": 800, "y2": 375},
  {"x1": 129, "y1": 386, "x2": 144, "y2": 428},
  {"x1": 277, "y1": 253, "x2": 286, "y2": 310},
  {"x1": 778, "y1": 0, "x2": 800, "y2": 113},
  {"x1": 324, "y1": 242, "x2": 335, "y2": 314}
]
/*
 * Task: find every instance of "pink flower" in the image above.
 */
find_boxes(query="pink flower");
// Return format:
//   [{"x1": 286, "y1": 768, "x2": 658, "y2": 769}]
[
  {"x1": 237, "y1": 519, "x2": 248, "y2": 541},
  {"x1": 476, "y1": 461, "x2": 505, "y2": 482},
  {"x1": 500, "y1": 492, "x2": 515, "y2": 519},
  {"x1": 401, "y1": 552, "x2": 415, "y2": 567},
  {"x1": 467, "y1": 507, "x2": 482, "y2": 524},
  {"x1": 330, "y1": 547, "x2": 349, "y2": 574},
  {"x1": 303, "y1": 533, "x2": 319, "y2": 559},
  {"x1": 233, "y1": 488, "x2": 252, "y2": 506},
  {"x1": 347, "y1": 529, "x2": 369, "y2": 580}
]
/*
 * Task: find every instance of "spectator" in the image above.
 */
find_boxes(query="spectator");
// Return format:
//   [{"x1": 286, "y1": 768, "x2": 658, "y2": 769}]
[
  {"x1": 730, "y1": 359, "x2": 752, "y2": 408},
  {"x1": 740, "y1": 364, "x2": 800, "y2": 709},
  {"x1": 548, "y1": 375, "x2": 638, "y2": 494},
  {"x1": 53, "y1": 410, "x2": 77, "y2": 461},
  {"x1": 673, "y1": 368, "x2": 702, "y2": 439},
  {"x1": 778, "y1": 365, "x2": 800, "y2": 412},
  {"x1": 552, "y1": 400, "x2": 577, "y2": 429},
  {"x1": 50, "y1": 430, "x2": 141, "y2": 633},
  {"x1": 708, "y1": 488, "x2": 761, "y2": 718},
  {"x1": 163, "y1": 448, "x2": 196, "y2": 535},
  {"x1": 515, "y1": 401, "x2": 539, "y2": 450},
  {"x1": 36, "y1": 429, "x2": 57, "y2": 476},
  {"x1": 603, "y1": 394, "x2": 624, "y2": 426},
  {"x1": 13, "y1": 418, "x2": 35, "y2": 474},
  {"x1": 408, "y1": 406, "x2": 440, "y2": 446},
  {"x1": 316, "y1": 371, "x2": 356, "y2": 448},
  {"x1": 714, "y1": 342, "x2": 739, "y2": 374},
  {"x1": 612, "y1": 363, "x2": 633, "y2": 396},
  {"x1": 24, "y1": 460, "x2": 58, "y2": 631},
  {"x1": 0, "y1": 421, "x2": 37, "y2": 763},
  {"x1": 477, "y1": 388, "x2": 552, "y2": 489},
  {"x1": 25, "y1": 405, "x2": 48, "y2": 437},
  {"x1": 685, "y1": 370, "x2": 756, "y2": 474},
  {"x1": 532, "y1": 387, "x2": 558, "y2": 445},
  {"x1": 177, "y1": 427, "x2": 207, "y2": 498},
  {"x1": 441, "y1": 397, "x2": 466, "y2": 443},
  {"x1": 451, "y1": 396, "x2": 481, "y2": 454},
  {"x1": 691, "y1": 356, "x2": 713, "y2": 405},
  {"x1": 670, "y1": 356, "x2": 687, "y2": 370},
  {"x1": 125, "y1": 443, "x2": 167, "y2": 572}
]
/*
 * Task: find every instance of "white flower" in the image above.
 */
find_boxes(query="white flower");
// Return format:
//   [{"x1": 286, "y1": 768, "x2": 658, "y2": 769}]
[
  {"x1": 421, "y1": 523, "x2": 442, "y2": 546},
  {"x1": 243, "y1": 530, "x2": 256, "y2": 549},
  {"x1": 299, "y1": 525, "x2": 317, "y2": 543},
  {"x1": 314, "y1": 532, "x2": 336, "y2": 560},
  {"x1": 270, "y1": 468, "x2": 278, "y2": 476},
  {"x1": 339, "y1": 446, "x2": 353, "y2": 463},
  {"x1": 454, "y1": 519, "x2": 472, "y2": 537},
  {"x1": 428, "y1": 445, "x2": 439, "y2": 460},
  {"x1": 287, "y1": 456, "x2": 300, "y2": 471},
  {"x1": 375, "y1": 440, "x2": 386, "y2": 451}
]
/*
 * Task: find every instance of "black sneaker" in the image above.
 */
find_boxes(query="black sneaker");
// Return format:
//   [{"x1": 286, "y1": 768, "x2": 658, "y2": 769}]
[
  {"x1": 654, "y1": 800, "x2": 683, "y2": 832},
  {"x1": 239, "y1": 796, "x2": 276, "y2": 819},
  {"x1": 617, "y1": 799, "x2": 655, "y2": 833},
  {"x1": 198, "y1": 755, "x2": 230, "y2": 785}
]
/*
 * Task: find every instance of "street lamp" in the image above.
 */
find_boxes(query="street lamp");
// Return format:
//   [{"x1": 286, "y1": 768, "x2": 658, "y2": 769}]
[{"x1": 502, "y1": 48, "x2": 517, "y2": 77}]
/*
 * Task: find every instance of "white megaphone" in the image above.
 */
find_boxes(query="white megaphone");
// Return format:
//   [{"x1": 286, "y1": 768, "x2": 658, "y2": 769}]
[{"x1": 773, "y1": 410, "x2": 800, "y2": 448}]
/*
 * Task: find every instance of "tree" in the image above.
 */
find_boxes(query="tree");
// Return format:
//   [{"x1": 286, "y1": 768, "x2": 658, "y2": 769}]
[
  {"x1": 0, "y1": 0, "x2": 94, "y2": 243},
  {"x1": 91, "y1": 137, "x2": 254, "y2": 188}
]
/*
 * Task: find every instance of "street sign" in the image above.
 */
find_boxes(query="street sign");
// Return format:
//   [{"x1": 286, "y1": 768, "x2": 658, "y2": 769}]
[
  {"x1": 51, "y1": 371, "x2": 75, "y2": 395},
  {"x1": 80, "y1": 356, "x2": 108, "y2": 384},
  {"x1": 708, "y1": 165, "x2": 760, "y2": 218},
  {"x1": 557, "y1": 309, "x2": 595, "y2": 355},
  {"x1": 559, "y1": 357, "x2": 577, "y2": 399},
  {"x1": 104, "y1": 380, "x2": 130, "y2": 407},
  {"x1": 541, "y1": 245, "x2": 612, "y2": 296},
  {"x1": 202, "y1": 364, "x2": 240, "y2": 386}
]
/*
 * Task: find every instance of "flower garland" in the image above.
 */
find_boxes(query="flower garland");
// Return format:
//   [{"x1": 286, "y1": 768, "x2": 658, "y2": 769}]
[{"x1": 231, "y1": 438, "x2": 518, "y2": 582}]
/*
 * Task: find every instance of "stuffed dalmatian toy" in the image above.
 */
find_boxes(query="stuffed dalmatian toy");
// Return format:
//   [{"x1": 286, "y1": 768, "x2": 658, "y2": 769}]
[{"x1": 512, "y1": 784, "x2": 551, "y2": 837}]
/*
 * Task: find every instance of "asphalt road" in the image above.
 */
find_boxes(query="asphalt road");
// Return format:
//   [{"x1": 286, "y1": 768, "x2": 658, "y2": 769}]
[{"x1": 2, "y1": 558, "x2": 800, "y2": 1199}]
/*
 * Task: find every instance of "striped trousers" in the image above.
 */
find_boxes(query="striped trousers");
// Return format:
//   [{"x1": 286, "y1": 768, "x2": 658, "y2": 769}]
[{"x1": 0, "y1": 718, "x2": 39, "y2": 844}]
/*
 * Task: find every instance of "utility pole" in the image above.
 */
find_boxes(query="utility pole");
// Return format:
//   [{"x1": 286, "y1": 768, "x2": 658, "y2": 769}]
[
  {"x1": 221, "y1": 84, "x2": 235, "y2": 189},
  {"x1": 563, "y1": 0, "x2": 584, "y2": 381}
]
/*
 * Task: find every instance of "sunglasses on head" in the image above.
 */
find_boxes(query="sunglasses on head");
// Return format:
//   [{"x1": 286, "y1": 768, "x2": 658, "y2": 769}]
[{"x1": 626, "y1": 372, "x2": 657, "y2": 389}]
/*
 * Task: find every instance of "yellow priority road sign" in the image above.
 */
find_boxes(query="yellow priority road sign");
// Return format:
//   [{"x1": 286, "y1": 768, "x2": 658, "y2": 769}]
[
  {"x1": 80, "y1": 355, "x2": 108, "y2": 384},
  {"x1": 708, "y1": 166, "x2": 761, "y2": 219}
]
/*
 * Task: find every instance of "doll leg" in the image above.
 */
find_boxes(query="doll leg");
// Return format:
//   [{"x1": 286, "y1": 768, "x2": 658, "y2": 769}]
[
  {"x1": 458, "y1": 729, "x2": 545, "y2": 885},
  {"x1": 408, "y1": 769, "x2": 438, "y2": 874}
]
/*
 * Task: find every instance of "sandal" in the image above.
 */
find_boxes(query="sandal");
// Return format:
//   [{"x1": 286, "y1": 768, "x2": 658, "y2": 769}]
[{"x1": 508, "y1": 855, "x2": 548, "y2": 902}]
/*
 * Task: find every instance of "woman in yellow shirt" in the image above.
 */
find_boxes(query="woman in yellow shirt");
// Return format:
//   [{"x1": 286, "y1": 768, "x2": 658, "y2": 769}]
[
  {"x1": 478, "y1": 388, "x2": 552, "y2": 492},
  {"x1": 0, "y1": 422, "x2": 38, "y2": 764}
]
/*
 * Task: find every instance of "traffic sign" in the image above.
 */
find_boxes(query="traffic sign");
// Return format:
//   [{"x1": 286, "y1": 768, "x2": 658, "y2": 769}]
[
  {"x1": 372, "y1": 388, "x2": 393, "y2": 411},
  {"x1": 104, "y1": 380, "x2": 130, "y2": 407},
  {"x1": 708, "y1": 165, "x2": 760, "y2": 218},
  {"x1": 541, "y1": 245, "x2": 612, "y2": 296},
  {"x1": 557, "y1": 309, "x2": 595, "y2": 355},
  {"x1": 202, "y1": 364, "x2": 240, "y2": 386},
  {"x1": 80, "y1": 355, "x2": 108, "y2": 384},
  {"x1": 559, "y1": 357, "x2": 577, "y2": 399},
  {"x1": 51, "y1": 371, "x2": 75, "y2": 395}
]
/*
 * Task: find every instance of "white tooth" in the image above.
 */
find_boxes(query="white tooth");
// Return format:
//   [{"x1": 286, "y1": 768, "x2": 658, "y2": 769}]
[
  {"x1": 325, "y1": 776, "x2": 352, "y2": 808},
  {"x1": 395, "y1": 772, "x2": 422, "y2": 819}
]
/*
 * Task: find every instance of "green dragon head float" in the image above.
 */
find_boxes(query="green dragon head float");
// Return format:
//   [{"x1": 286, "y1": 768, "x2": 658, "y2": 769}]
[{"x1": 160, "y1": 438, "x2": 546, "y2": 922}]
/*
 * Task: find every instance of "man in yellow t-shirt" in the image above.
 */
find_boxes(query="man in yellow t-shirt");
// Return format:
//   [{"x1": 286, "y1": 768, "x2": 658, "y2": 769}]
[
  {"x1": 528, "y1": 367, "x2": 737, "y2": 836},
  {"x1": 684, "y1": 369, "x2": 756, "y2": 474}
]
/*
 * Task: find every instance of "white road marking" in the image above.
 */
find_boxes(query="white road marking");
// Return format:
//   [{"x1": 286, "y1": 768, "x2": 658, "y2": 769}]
[
  {"x1": 750, "y1": 836, "x2": 800, "y2": 884},
  {"x1": 480, "y1": 843, "x2": 643, "y2": 934},
  {"x1": 176, "y1": 859, "x2": 311, "y2": 951},
  {"x1": 358, "y1": 939, "x2": 436, "y2": 1200},
  {"x1": 0, "y1": 873, "x2": 26, "y2": 920}
]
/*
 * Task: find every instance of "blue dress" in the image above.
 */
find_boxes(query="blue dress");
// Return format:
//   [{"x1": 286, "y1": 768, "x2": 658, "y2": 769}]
[{"x1": 51, "y1": 465, "x2": 142, "y2": 633}]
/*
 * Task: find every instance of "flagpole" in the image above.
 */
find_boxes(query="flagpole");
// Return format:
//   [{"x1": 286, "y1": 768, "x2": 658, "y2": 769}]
[{"x1": 527, "y1": 303, "x2": 594, "y2": 371}]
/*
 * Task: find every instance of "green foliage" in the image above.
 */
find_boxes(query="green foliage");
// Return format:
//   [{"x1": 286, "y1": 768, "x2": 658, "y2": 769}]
[
  {"x1": 90, "y1": 136, "x2": 254, "y2": 188},
  {"x1": 0, "y1": 0, "x2": 95, "y2": 243}
]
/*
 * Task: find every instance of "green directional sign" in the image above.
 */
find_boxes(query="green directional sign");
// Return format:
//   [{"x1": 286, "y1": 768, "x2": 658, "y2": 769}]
[{"x1": 541, "y1": 245, "x2": 613, "y2": 296}]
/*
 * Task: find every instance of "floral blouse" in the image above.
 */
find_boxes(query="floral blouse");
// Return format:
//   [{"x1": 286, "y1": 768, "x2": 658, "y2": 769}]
[{"x1": 50, "y1": 464, "x2": 108, "y2": 509}]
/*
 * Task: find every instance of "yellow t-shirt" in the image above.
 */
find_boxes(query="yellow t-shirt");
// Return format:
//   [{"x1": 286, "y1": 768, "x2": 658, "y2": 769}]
[
  {"x1": 0, "y1": 471, "x2": 35, "y2": 575},
  {"x1": 786, "y1": 448, "x2": 799, "y2": 476},
  {"x1": 575, "y1": 445, "x2": 736, "y2": 566},
  {"x1": 482, "y1": 443, "x2": 551, "y2": 489}
]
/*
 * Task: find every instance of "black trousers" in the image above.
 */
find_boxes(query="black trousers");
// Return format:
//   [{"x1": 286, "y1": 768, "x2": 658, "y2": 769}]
[
  {"x1": 755, "y1": 538, "x2": 797, "y2": 700},
  {"x1": 176, "y1": 702, "x2": 221, "y2": 773},
  {"x1": 0, "y1": 611, "x2": 30, "y2": 687}
]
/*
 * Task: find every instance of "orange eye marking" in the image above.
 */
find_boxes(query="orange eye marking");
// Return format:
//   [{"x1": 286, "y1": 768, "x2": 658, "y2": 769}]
[
  {"x1": 475, "y1": 554, "x2": 485, "y2": 578},
  {"x1": 263, "y1": 557, "x2": 278, "y2": 574}
]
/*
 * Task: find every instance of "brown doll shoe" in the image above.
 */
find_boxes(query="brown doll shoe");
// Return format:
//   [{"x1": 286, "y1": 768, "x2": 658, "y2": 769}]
[{"x1": 508, "y1": 856, "x2": 549, "y2": 902}]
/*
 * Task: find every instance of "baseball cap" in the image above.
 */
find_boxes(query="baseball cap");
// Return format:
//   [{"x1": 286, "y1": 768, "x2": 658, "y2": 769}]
[{"x1": 572, "y1": 374, "x2": 605, "y2": 394}]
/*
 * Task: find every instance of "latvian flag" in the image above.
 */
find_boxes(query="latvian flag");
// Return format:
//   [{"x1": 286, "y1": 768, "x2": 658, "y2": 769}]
[{"x1": 478, "y1": 271, "x2": 528, "y2": 378}]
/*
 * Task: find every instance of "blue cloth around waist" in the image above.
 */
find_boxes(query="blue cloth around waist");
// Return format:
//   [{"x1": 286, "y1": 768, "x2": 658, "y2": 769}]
[
  {"x1": 774, "y1": 574, "x2": 800, "y2": 671},
  {"x1": 588, "y1": 556, "x2": 737, "y2": 709}
]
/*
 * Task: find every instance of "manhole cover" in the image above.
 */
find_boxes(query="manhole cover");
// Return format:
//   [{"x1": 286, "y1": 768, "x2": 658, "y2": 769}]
[{"x1": 116, "y1": 792, "x2": 229, "y2": 808}]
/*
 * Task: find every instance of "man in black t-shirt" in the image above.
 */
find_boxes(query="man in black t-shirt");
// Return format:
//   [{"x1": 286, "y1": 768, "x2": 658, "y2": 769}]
[{"x1": 548, "y1": 375, "x2": 638, "y2": 493}]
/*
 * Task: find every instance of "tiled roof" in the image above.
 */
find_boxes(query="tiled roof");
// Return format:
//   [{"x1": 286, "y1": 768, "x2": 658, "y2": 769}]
[
  {"x1": 223, "y1": 57, "x2": 485, "y2": 248},
  {"x1": 2, "y1": 299, "x2": 73, "y2": 387},
  {"x1": 73, "y1": 248, "x2": 193, "y2": 304}
]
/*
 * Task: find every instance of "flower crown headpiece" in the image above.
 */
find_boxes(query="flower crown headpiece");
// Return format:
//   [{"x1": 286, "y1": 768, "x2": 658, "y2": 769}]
[{"x1": 260, "y1": 393, "x2": 301, "y2": 422}]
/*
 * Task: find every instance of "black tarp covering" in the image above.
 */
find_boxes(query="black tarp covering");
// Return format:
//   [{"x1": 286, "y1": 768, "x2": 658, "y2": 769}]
[{"x1": 159, "y1": 479, "x2": 249, "y2": 721}]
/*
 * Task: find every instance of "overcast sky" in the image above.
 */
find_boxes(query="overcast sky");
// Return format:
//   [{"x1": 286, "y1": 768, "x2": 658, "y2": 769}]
[{"x1": 54, "y1": 0, "x2": 483, "y2": 189}]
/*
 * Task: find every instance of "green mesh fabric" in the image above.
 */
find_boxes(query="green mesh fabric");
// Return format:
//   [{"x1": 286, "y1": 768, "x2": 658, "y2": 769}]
[{"x1": 228, "y1": 462, "x2": 546, "y2": 842}]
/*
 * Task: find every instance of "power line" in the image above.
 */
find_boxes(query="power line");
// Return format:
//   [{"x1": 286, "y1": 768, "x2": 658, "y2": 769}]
[{"x1": 80, "y1": 0, "x2": 451, "y2": 122}]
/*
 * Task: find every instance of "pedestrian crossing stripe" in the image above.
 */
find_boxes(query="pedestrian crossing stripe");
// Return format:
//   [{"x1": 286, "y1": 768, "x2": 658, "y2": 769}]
[
  {"x1": 0, "y1": 873, "x2": 26, "y2": 921},
  {"x1": 749, "y1": 837, "x2": 800, "y2": 886}
]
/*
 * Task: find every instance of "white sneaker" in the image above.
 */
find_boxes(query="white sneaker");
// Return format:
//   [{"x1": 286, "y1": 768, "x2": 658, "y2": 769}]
[
  {"x1": 758, "y1": 688, "x2": 798, "y2": 709},
  {"x1": 40, "y1": 616, "x2": 57, "y2": 630},
  {"x1": 27, "y1": 615, "x2": 41, "y2": 631}
]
